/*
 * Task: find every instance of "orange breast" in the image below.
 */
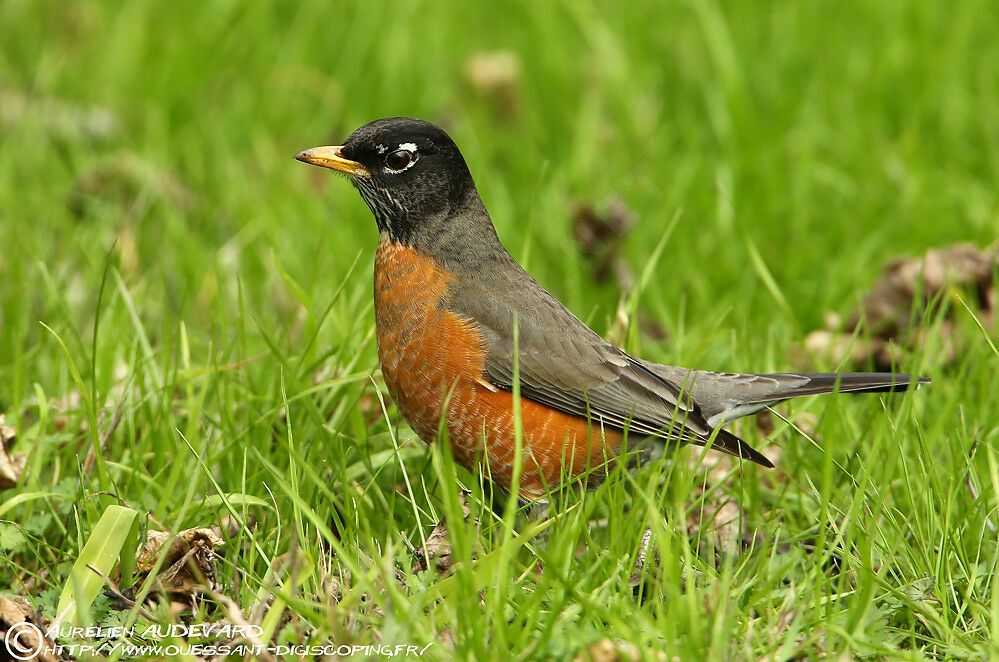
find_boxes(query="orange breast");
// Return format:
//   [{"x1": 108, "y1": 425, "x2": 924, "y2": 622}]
[{"x1": 373, "y1": 239, "x2": 620, "y2": 498}]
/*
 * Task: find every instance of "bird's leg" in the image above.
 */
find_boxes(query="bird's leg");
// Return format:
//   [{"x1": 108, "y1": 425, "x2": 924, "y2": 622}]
[
  {"x1": 519, "y1": 499, "x2": 552, "y2": 550},
  {"x1": 628, "y1": 528, "x2": 654, "y2": 587},
  {"x1": 485, "y1": 481, "x2": 553, "y2": 549}
]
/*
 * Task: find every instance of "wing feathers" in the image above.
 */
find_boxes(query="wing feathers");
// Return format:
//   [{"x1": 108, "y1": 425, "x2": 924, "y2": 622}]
[{"x1": 446, "y1": 254, "x2": 924, "y2": 469}]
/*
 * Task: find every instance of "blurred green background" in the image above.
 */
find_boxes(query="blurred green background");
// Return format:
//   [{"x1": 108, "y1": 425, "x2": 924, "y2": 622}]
[
  {"x1": 1, "y1": 0, "x2": 997, "y2": 659},
  {"x1": 4, "y1": 0, "x2": 995, "y2": 366}
]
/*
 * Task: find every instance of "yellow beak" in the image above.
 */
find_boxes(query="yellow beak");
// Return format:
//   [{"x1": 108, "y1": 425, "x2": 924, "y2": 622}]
[{"x1": 294, "y1": 146, "x2": 370, "y2": 178}]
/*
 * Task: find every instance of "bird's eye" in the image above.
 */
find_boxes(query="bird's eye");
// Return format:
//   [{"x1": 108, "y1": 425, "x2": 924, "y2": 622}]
[{"x1": 385, "y1": 149, "x2": 414, "y2": 171}]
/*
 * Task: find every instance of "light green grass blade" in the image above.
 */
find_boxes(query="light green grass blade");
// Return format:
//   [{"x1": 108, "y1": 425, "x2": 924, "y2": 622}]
[{"x1": 56, "y1": 505, "x2": 140, "y2": 626}]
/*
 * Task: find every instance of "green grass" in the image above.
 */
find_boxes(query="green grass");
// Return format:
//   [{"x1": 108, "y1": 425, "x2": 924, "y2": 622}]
[{"x1": 2, "y1": 0, "x2": 997, "y2": 659}]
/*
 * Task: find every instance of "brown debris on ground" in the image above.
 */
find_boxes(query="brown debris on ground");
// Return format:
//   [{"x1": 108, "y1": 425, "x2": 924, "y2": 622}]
[
  {"x1": 574, "y1": 638, "x2": 666, "y2": 662},
  {"x1": 464, "y1": 51, "x2": 522, "y2": 121},
  {"x1": 412, "y1": 492, "x2": 473, "y2": 574},
  {"x1": 0, "y1": 414, "x2": 26, "y2": 489},
  {"x1": 136, "y1": 527, "x2": 225, "y2": 597},
  {"x1": 0, "y1": 596, "x2": 61, "y2": 662},
  {"x1": 212, "y1": 512, "x2": 256, "y2": 541},
  {"x1": 630, "y1": 444, "x2": 779, "y2": 589},
  {"x1": 572, "y1": 199, "x2": 636, "y2": 289},
  {"x1": 801, "y1": 242, "x2": 998, "y2": 370},
  {"x1": 685, "y1": 453, "x2": 749, "y2": 559}
]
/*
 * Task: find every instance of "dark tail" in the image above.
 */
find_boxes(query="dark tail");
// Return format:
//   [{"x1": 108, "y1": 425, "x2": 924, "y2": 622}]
[
  {"x1": 754, "y1": 372, "x2": 931, "y2": 403},
  {"x1": 688, "y1": 372, "x2": 930, "y2": 469}
]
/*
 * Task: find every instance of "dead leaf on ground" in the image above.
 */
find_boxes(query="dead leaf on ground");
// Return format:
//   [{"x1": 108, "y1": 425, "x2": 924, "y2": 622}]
[
  {"x1": 136, "y1": 527, "x2": 224, "y2": 597},
  {"x1": 0, "y1": 595, "x2": 60, "y2": 662},
  {"x1": 464, "y1": 51, "x2": 521, "y2": 120},
  {"x1": 0, "y1": 414, "x2": 26, "y2": 489},
  {"x1": 686, "y1": 453, "x2": 742, "y2": 550},
  {"x1": 684, "y1": 448, "x2": 782, "y2": 560},
  {"x1": 572, "y1": 199, "x2": 635, "y2": 289},
  {"x1": 801, "y1": 242, "x2": 998, "y2": 370},
  {"x1": 574, "y1": 638, "x2": 666, "y2": 662},
  {"x1": 412, "y1": 492, "x2": 473, "y2": 574},
  {"x1": 436, "y1": 627, "x2": 457, "y2": 650},
  {"x1": 852, "y1": 243, "x2": 997, "y2": 334},
  {"x1": 211, "y1": 511, "x2": 256, "y2": 541}
]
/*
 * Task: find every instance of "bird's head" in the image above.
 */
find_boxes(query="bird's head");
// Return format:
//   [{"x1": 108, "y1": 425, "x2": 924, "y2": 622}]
[{"x1": 296, "y1": 118, "x2": 483, "y2": 247}]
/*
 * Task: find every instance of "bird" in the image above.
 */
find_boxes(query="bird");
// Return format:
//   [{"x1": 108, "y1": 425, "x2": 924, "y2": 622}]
[{"x1": 295, "y1": 117, "x2": 928, "y2": 502}]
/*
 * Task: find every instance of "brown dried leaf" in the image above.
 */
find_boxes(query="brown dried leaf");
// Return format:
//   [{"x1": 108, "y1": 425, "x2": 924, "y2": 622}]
[
  {"x1": 852, "y1": 242, "x2": 998, "y2": 335},
  {"x1": 136, "y1": 527, "x2": 224, "y2": 596},
  {"x1": 464, "y1": 51, "x2": 522, "y2": 120},
  {"x1": 684, "y1": 453, "x2": 752, "y2": 558},
  {"x1": 436, "y1": 627, "x2": 457, "y2": 650},
  {"x1": 0, "y1": 596, "x2": 60, "y2": 662},
  {"x1": 212, "y1": 511, "x2": 256, "y2": 541},
  {"x1": 0, "y1": 414, "x2": 26, "y2": 489},
  {"x1": 801, "y1": 243, "x2": 998, "y2": 369},
  {"x1": 412, "y1": 493, "x2": 472, "y2": 574},
  {"x1": 574, "y1": 638, "x2": 666, "y2": 662},
  {"x1": 572, "y1": 199, "x2": 635, "y2": 288}
]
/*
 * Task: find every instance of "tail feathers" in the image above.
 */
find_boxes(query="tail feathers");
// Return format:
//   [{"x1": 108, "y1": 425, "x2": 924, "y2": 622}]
[
  {"x1": 698, "y1": 371, "x2": 930, "y2": 428},
  {"x1": 686, "y1": 371, "x2": 930, "y2": 469},
  {"x1": 638, "y1": 362, "x2": 929, "y2": 466},
  {"x1": 641, "y1": 362, "x2": 929, "y2": 427},
  {"x1": 753, "y1": 372, "x2": 931, "y2": 403}
]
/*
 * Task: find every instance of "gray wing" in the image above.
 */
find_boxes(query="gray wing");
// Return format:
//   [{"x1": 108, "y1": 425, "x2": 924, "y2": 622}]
[{"x1": 446, "y1": 257, "x2": 772, "y2": 465}]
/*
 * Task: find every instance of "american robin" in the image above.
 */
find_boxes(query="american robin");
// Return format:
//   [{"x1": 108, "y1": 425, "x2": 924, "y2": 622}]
[{"x1": 295, "y1": 118, "x2": 928, "y2": 501}]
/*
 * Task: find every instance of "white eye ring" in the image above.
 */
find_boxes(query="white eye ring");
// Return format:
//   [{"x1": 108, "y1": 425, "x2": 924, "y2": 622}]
[{"x1": 384, "y1": 148, "x2": 417, "y2": 172}]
